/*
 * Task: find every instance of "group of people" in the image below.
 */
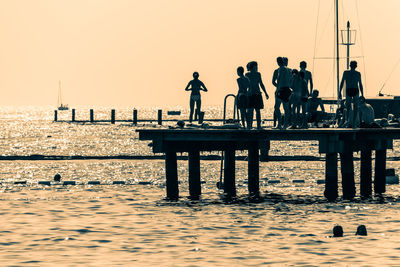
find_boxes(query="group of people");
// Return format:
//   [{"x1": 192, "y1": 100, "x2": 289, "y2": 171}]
[{"x1": 184, "y1": 58, "x2": 369, "y2": 129}]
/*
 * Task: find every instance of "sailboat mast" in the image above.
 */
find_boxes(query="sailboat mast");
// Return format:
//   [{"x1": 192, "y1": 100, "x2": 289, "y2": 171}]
[{"x1": 335, "y1": 0, "x2": 340, "y2": 103}]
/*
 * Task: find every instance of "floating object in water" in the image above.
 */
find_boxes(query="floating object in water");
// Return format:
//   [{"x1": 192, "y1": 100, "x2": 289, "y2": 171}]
[
  {"x1": 38, "y1": 181, "x2": 51, "y2": 186},
  {"x1": 167, "y1": 110, "x2": 181, "y2": 115},
  {"x1": 293, "y1": 179, "x2": 305, "y2": 183},
  {"x1": 385, "y1": 168, "x2": 399, "y2": 184},
  {"x1": 216, "y1": 181, "x2": 224, "y2": 189},
  {"x1": 54, "y1": 173, "x2": 61, "y2": 182},
  {"x1": 317, "y1": 179, "x2": 326, "y2": 184},
  {"x1": 63, "y1": 181, "x2": 76, "y2": 186},
  {"x1": 355, "y1": 225, "x2": 367, "y2": 236},
  {"x1": 333, "y1": 225, "x2": 343, "y2": 237},
  {"x1": 177, "y1": 120, "x2": 185, "y2": 128},
  {"x1": 113, "y1": 181, "x2": 126, "y2": 185},
  {"x1": 268, "y1": 180, "x2": 280, "y2": 184},
  {"x1": 88, "y1": 181, "x2": 100, "y2": 185},
  {"x1": 14, "y1": 181, "x2": 27, "y2": 185},
  {"x1": 138, "y1": 181, "x2": 151, "y2": 185}
]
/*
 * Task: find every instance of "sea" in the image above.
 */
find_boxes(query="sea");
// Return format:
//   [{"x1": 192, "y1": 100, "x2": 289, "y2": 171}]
[{"x1": 1, "y1": 106, "x2": 400, "y2": 266}]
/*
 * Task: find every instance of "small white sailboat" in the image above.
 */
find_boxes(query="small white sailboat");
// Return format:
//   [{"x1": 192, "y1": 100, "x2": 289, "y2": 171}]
[{"x1": 57, "y1": 80, "x2": 69, "y2": 111}]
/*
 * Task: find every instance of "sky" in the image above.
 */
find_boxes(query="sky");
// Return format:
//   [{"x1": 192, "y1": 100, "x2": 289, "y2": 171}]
[{"x1": 0, "y1": 0, "x2": 400, "y2": 107}]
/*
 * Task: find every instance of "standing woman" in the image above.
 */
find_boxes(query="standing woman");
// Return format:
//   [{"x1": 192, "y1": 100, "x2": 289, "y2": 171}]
[
  {"x1": 185, "y1": 72, "x2": 208, "y2": 123},
  {"x1": 236, "y1": 66, "x2": 249, "y2": 127},
  {"x1": 245, "y1": 61, "x2": 269, "y2": 129}
]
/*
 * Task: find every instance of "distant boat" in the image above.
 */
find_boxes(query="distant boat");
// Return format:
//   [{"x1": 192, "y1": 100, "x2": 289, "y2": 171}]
[
  {"x1": 57, "y1": 80, "x2": 69, "y2": 111},
  {"x1": 167, "y1": 110, "x2": 181, "y2": 115}
]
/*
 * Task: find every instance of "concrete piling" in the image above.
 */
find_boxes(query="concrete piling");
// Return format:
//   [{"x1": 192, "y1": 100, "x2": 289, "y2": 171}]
[
  {"x1": 165, "y1": 151, "x2": 179, "y2": 200},
  {"x1": 340, "y1": 151, "x2": 355, "y2": 200},
  {"x1": 224, "y1": 149, "x2": 236, "y2": 198},
  {"x1": 111, "y1": 109, "x2": 115, "y2": 124},
  {"x1": 248, "y1": 143, "x2": 260, "y2": 197},
  {"x1": 324, "y1": 153, "x2": 338, "y2": 201},
  {"x1": 360, "y1": 149, "x2": 372, "y2": 198}
]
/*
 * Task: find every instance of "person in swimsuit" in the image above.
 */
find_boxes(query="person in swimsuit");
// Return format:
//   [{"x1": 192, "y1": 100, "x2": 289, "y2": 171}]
[
  {"x1": 339, "y1": 60, "x2": 364, "y2": 128},
  {"x1": 290, "y1": 70, "x2": 308, "y2": 128},
  {"x1": 245, "y1": 61, "x2": 269, "y2": 129},
  {"x1": 272, "y1": 57, "x2": 283, "y2": 128},
  {"x1": 185, "y1": 72, "x2": 208, "y2": 123},
  {"x1": 236, "y1": 66, "x2": 249, "y2": 127},
  {"x1": 276, "y1": 57, "x2": 292, "y2": 128},
  {"x1": 307, "y1": 89, "x2": 325, "y2": 127},
  {"x1": 299, "y1": 61, "x2": 313, "y2": 95}
]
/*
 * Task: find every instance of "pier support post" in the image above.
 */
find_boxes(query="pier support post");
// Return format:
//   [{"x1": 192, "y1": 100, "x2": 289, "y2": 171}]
[
  {"x1": 90, "y1": 109, "x2": 94, "y2": 122},
  {"x1": 133, "y1": 109, "x2": 138, "y2": 125},
  {"x1": 224, "y1": 149, "x2": 236, "y2": 198},
  {"x1": 165, "y1": 151, "x2": 179, "y2": 200},
  {"x1": 111, "y1": 109, "x2": 115, "y2": 124},
  {"x1": 374, "y1": 149, "x2": 387, "y2": 195},
  {"x1": 158, "y1": 109, "x2": 162, "y2": 125},
  {"x1": 360, "y1": 149, "x2": 372, "y2": 198},
  {"x1": 259, "y1": 140, "x2": 270, "y2": 162},
  {"x1": 340, "y1": 151, "x2": 355, "y2": 200},
  {"x1": 54, "y1": 110, "x2": 57, "y2": 122},
  {"x1": 72, "y1": 109, "x2": 75, "y2": 122},
  {"x1": 188, "y1": 151, "x2": 201, "y2": 200},
  {"x1": 324, "y1": 153, "x2": 338, "y2": 201},
  {"x1": 248, "y1": 143, "x2": 260, "y2": 198}
]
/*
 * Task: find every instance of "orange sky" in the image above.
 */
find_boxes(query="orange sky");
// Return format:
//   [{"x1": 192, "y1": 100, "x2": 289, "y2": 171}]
[{"x1": 0, "y1": 0, "x2": 400, "y2": 107}]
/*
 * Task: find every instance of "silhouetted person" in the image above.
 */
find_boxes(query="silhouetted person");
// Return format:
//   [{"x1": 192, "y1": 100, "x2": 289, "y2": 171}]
[
  {"x1": 299, "y1": 61, "x2": 313, "y2": 95},
  {"x1": 54, "y1": 173, "x2": 61, "y2": 182},
  {"x1": 272, "y1": 57, "x2": 283, "y2": 128},
  {"x1": 185, "y1": 72, "x2": 208, "y2": 123},
  {"x1": 245, "y1": 61, "x2": 269, "y2": 129},
  {"x1": 339, "y1": 61, "x2": 364, "y2": 128},
  {"x1": 332, "y1": 225, "x2": 343, "y2": 237},
  {"x1": 276, "y1": 57, "x2": 292, "y2": 128},
  {"x1": 236, "y1": 66, "x2": 249, "y2": 127},
  {"x1": 307, "y1": 89, "x2": 325, "y2": 127},
  {"x1": 290, "y1": 70, "x2": 308, "y2": 128},
  {"x1": 355, "y1": 225, "x2": 367, "y2": 236},
  {"x1": 359, "y1": 96, "x2": 376, "y2": 128}
]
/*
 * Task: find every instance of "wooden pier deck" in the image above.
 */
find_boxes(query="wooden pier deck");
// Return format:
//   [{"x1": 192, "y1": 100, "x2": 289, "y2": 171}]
[{"x1": 137, "y1": 127, "x2": 400, "y2": 201}]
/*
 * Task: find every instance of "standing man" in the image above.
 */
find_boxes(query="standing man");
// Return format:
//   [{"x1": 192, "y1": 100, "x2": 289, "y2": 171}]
[
  {"x1": 339, "y1": 60, "x2": 364, "y2": 128},
  {"x1": 299, "y1": 61, "x2": 313, "y2": 95},
  {"x1": 272, "y1": 57, "x2": 283, "y2": 128}
]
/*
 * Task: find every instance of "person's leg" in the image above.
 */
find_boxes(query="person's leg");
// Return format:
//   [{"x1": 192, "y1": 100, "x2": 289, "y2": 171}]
[
  {"x1": 240, "y1": 108, "x2": 246, "y2": 127},
  {"x1": 189, "y1": 98, "x2": 195, "y2": 123},
  {"x1": 247, "y1": 108, "x2": 254, "y2": 129},
  {"x1": 301, "y1": 102, "x2": 307, "y2": 127},
  {"x1": 274, "y1": 98, "x2": 282, "y2": 128},
  {"x1": 352, "y1": 94, "x2": 360, "y2": 128},
  {"x1": 345, "y1": 96, "x2": 351, "y2": 127},
  {"x1": 255, "y1": 109, "x2": 261, "y2": 129},
  {"x1": 283, "y1": 101, "x2": 290, "y2": 128},
  {"x1": 196, "y1": 99, "x2": 202, "y2": 122}
]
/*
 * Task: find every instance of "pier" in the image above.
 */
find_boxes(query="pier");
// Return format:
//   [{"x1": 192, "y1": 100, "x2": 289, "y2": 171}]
[{"x1": 137, "y1": 128, "x2": 400, "y2": 201}]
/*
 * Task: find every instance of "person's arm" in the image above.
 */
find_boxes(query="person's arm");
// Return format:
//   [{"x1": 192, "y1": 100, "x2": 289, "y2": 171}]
[
  {"x1": 200, "y1": 81, "x2": 208, "y2": 92},
  {"x1": 358, "y1": 73, "x2": 364, "y2": 96},
  {"x1": 339, "y1": 72, "x2": 345, "y2": 99},
  {"x1": 272, "y1": 69, "x2": 278, "y2": 87},
  {"x1": 319, "y1": 99, "x2": 325, "y2": 112},
  {"x1": 259, "y1": 75, "x2": 269, "y2": 99},
  {"x1": 185, "y1": 81, "x2": 192, "y2": 91},
  {"x1": 309, "y1": 72, "x2": 313, "y2": 95}
]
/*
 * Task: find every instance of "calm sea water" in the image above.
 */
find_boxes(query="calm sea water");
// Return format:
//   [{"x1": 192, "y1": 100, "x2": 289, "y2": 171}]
[{"x1": 1, "y1": 106, "x2": 400, "y2": 266}]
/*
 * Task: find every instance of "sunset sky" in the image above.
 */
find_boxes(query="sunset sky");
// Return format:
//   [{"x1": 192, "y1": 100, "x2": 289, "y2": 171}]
[{"x1": 0, "y1": 0, "x2": 400, "y2": 107}]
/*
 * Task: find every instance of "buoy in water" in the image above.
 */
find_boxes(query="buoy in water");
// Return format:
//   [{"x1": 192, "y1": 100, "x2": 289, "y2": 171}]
[
  {"x1": 54, "y1": 173, "x2": 61, "y2": 182},
  {"x1": 292, "y1": 179, "x2": 305, "y2": 183},
  {"x1": 14, "y1": 181, "x2": 27, "y2": 185},
  {"x1": 38, "y1": 181, "x2": 51, "y2": 186}
]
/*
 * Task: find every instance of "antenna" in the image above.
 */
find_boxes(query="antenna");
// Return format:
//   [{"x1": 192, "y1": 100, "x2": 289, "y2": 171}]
[{"x1": 340, "y1": 21, "x2": 356, "y2": 70}]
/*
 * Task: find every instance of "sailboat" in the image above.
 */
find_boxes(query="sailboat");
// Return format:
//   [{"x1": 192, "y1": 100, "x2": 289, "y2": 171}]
[
  {"x1": 57, "y1": 80, "x2": 69, "y2": 111},
  {"x1": 321, "y1": 0, "x2": 400, "y2": 119}
]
